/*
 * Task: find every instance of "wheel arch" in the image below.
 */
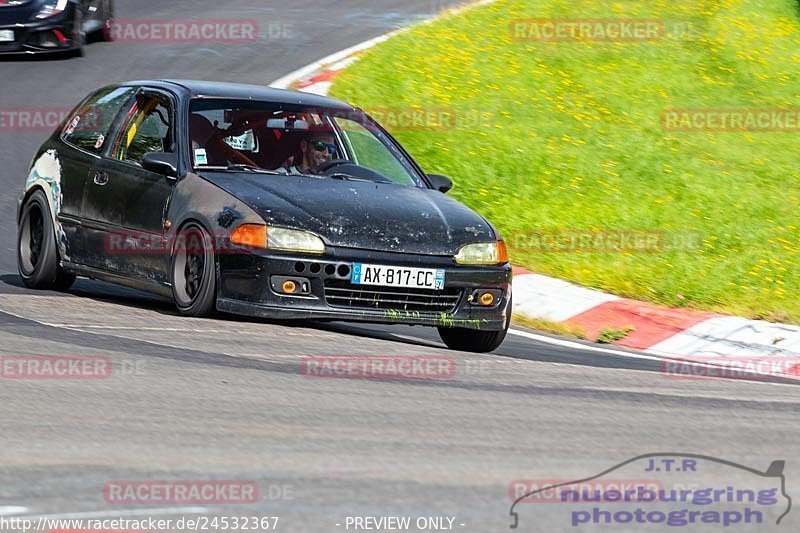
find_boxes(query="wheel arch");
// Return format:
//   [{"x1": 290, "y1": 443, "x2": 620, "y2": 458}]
[
  {"x1": 23, "y1": 149, "x2": 70, "y2": 261},
  {"x1": 18, "y1": 185, "x2": 48, "y2": 224},
  {"x1": 169, "y1": 215, "x2": 222, "y2": 288},
  {"x1": 18, "y1": 185, "x2": 73, "y2": 269}
]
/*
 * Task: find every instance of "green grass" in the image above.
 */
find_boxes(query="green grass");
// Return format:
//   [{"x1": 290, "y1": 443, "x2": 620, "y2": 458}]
[
  {"x1": 512, "y1": 314, "x2": 587, "y2": 340},
  {"x1": 330, "y1": 0, "x2": 800, "y2": 323}
]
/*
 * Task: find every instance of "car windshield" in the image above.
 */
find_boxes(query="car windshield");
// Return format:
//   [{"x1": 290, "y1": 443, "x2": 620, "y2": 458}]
[{"x1": 188, "y1": 99, "x2": 423, "y2": 187}]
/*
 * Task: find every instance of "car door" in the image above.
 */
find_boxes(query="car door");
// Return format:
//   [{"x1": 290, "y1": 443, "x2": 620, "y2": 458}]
[
  {"x1": 59, "y1": 85, "x2": 137, "y2": 266},
  {"x1": 83, "y1": 89, "x2": 178, "y2": 284}
]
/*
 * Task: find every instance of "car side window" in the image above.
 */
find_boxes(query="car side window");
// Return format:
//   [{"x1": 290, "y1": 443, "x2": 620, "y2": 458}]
[
  {"x1": 62, "y1": 87, "x2": 137, "y2": 155},
  {"x1": 114, "y1": 93, "x2": 174, "y2": 165}
]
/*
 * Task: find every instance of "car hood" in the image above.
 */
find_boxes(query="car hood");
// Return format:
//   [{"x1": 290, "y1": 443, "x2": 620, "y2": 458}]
[{"x1": 198, "y1": 172, "x2": 496, "y2": 256}]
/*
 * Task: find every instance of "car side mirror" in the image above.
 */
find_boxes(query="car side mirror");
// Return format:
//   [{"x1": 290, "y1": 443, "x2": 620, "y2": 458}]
[
  {"x1": 142, "y1": 152, "x2": 178, "y2": 178},
  {"x1": 427, "y1": 173, "x2": 453, "y2": 193}
]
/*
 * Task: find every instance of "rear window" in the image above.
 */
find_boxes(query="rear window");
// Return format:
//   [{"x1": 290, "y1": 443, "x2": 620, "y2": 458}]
[{"x1": 62, "y1": 87, "x2": 137, "y2": 155}]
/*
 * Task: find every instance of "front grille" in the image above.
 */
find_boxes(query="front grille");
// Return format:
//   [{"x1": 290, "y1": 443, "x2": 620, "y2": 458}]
[{"x1": 324, "y1": 280, "x2": 461, "y2": 313}]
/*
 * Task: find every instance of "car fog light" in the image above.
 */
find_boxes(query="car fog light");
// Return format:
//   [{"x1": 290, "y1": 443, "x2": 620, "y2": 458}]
[
  {"x1": 469, "y1": 289, "x2": 502, "y2": 307},
  {"x1": 282, "y1": 280, "x2": 297, "y2": 294},
  {"x1": 272, "y1": 276, "x2": 311, "y2": 296},
  {"x1": 479, "y1": 292, "x2": 495, "y2": 306}
]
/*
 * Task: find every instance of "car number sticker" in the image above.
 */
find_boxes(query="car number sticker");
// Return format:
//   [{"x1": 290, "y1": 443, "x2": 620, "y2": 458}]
[
  {"x1": 194, "y1": 148, "x2": 208, "y2": 165},
  {"x1": 94, "y1": 134, "x2": 105, "y2": 150},
  {"x1": 351, "y1": 263, "x2": 445, "y2": 290},
  {"x1": 0, "y1": 30, "x2": 13, "y2": 42}
]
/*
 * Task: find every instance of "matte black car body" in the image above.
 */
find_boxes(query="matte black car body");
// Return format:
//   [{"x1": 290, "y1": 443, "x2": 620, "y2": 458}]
[
  {"x1": 17, "y1": 80, "x2": 512, "y2": 351},
  {"x1": 0, "y1": 0, "x2": 113, "y2": 55}
]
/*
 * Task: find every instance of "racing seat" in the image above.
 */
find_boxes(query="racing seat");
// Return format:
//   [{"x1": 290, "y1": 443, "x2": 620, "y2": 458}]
[
  {"x1": 189, "y1": 113, "x2": 228, "y2": 166},
  {"x1": 251, "y1": 127, "x2": 302, "y2": 171}
]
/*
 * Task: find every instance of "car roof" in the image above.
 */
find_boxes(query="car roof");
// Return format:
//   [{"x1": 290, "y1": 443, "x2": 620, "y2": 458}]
[{"x1": 119, "y1": 79, "x2": 356, "y2": 112}]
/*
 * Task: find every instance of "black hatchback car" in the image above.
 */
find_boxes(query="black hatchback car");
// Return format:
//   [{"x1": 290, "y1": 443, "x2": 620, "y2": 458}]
[
  {"x1": 17, "y1": 80, "x2": 512, "y2": 352},
  {"x1": 0, "y1": 0, "x2": 113, "y2": 55}
]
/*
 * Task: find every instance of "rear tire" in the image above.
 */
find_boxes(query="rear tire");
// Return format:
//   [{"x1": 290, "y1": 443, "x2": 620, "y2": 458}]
[
  {"x1": 170, "y1": 222, "x2": 217, "y2": 317},
  {"x1": 437, "y1": 297, "x2": 511, "y2": 353},
  {"x1": 17, "y1": 190, "x2": 76, "y2": 291}
]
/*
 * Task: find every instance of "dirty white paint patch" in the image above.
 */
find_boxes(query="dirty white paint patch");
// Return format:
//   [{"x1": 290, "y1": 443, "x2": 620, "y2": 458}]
[{"x1": 25, "y1": 149, "x2": 69, "y2": 259}]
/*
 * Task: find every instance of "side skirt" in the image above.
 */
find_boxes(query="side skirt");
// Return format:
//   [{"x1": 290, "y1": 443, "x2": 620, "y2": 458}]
[{"x1": 61, "y1": 261, "x2": 173, "y2": 299}]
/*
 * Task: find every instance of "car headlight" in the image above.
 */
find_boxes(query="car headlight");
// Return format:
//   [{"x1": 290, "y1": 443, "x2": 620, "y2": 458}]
[
  {"x1": 36, "y1": 0, "x2": 68, "y2": 19},
  {"x1": 230, "y1": 224, "x2": 325, "y2": 254},
  {"x1": 454, "y1": 241, "x2": 509, "y2": 265}
]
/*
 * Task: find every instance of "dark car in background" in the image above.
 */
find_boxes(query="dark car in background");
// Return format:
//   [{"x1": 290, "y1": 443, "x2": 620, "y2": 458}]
[
  {"x1": 16, "y1": 80, "x2": 512, "y2": 352},
  {"x1": 0, "y1": 0, "x2": 113, "y2": 56}
]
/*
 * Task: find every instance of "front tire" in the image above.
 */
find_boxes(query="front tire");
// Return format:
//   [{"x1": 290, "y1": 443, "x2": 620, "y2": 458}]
[
  {"x1": 437, "y1": 297, "x2": 512, "y2": 353},
  {"x1": 17, "y1": 190, "x2": 76, "y2": 291},
  {"x1": 170, "y1": 222, "x2": 217, "y2": 317}
]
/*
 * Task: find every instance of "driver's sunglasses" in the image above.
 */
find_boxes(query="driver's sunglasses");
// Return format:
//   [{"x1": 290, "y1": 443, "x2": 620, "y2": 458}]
[{"x1": 312, "y1": 140, "x2": 337, "y2": 155}]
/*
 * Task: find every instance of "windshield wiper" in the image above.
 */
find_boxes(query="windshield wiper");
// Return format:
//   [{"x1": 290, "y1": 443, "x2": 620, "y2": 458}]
[
  {"x1": 328, "y1": 174, "x2": 372, "y2": 183},
  {"x1": 195, "y1": 164, "x2": 279, "y2": 174},
  {"x1": 226, "y1": 164, "x2": 279, "y2": 174},
  {"x1": 287, "y1": 170, "x2": 391, "y2": 184},
  {"x1": 328, "y1": 173, "x2": 392, "y2": 184}
]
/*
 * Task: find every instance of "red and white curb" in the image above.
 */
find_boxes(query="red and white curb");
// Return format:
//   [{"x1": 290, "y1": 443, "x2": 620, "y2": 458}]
[
  {"x1": 269, "y1": 15, "x2": 800, "y2": 376},
  {"x1": 270, "y1": 31, "x2": 401, "y2": 95},
  {"x1": 511, "y1": 265, "x2": 800, "y2": 358}
]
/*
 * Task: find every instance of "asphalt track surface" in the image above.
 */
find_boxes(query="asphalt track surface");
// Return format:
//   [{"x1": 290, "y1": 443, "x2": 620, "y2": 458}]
[{"x1": 0, "y1": 1, "x2": 798, "y2": 532}]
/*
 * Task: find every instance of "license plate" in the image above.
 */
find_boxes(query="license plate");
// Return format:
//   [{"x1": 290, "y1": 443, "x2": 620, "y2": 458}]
[
  {"x1": 0, "y1": 30, "x2": 13, "y2": 42},
  {"x1": 351, "y1": 263, "x2": 445, "y2": 290}
]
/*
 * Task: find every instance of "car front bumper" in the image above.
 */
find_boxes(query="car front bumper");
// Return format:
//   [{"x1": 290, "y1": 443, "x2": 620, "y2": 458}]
[
  {"x1": 216, "y1": 247, "x2": 512, "y2": 331},
  {"x1": 0, "y1": 11, "x2": 78, "y2": 54}
]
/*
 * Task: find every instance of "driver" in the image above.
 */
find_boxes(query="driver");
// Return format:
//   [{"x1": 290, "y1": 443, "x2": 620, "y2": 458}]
[{"x1": 284, "y1": 132, "x2": 337, "y2": 174}]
